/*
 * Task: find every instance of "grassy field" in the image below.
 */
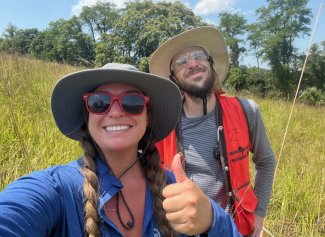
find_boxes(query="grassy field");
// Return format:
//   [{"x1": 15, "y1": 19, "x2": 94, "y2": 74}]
[{"x1": 0, "y1": 54, "x2": 324, "y2": 236}]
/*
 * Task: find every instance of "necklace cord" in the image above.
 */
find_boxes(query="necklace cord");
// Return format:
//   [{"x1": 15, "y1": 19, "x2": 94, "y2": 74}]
[{"x1": 113, "y1": 129, "x2": 152, "y2": 230}]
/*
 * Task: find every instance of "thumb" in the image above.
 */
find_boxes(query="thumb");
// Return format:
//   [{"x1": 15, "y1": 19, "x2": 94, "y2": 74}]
[{"x1": 172, "y1": 153, "x2": 188, "y2": 183}]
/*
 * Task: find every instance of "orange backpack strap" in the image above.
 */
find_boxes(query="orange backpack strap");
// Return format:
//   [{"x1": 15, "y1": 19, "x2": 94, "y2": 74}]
[{"x1": 217, "y1": 95, "x2": 257, "y2": 236}]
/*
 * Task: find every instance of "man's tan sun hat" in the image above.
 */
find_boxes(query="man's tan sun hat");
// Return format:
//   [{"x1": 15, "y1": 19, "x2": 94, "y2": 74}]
[{"x1": 149, "y1": 26, "x2": 229, "y2": 83}]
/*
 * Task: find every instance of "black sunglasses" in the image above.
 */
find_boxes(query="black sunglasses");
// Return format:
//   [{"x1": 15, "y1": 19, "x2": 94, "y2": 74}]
[{"x1": 83, "y1": 92, "x2": 150, "y2": 116}]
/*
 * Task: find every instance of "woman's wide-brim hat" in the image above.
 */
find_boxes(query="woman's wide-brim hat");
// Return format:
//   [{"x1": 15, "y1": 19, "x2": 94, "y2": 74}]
[
  {"x1": 51, "y1": 63, "x2": 182, "y2": 142},
  {"x1": 149, "y1": 26, "x2": 229, "y2": 82}
]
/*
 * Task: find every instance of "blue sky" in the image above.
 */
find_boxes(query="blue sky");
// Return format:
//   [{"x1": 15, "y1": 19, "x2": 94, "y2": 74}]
[{"x1": 0, "y1": 0, "x2": 324, "y2": 66}]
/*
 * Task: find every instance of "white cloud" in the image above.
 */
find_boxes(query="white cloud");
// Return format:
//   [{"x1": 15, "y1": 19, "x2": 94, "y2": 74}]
[
  {"x1": 71, "y1": 0, "x2": 131, "y2": 16},
  {"x1": 193, "y1": 0, "x2": 235, "y2": 15}
]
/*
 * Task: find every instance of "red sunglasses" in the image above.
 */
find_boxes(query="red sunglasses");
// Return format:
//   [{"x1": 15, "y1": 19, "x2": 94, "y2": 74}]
[{"x1": 83, "y1": 92, "x2": 150, "y2": 115}]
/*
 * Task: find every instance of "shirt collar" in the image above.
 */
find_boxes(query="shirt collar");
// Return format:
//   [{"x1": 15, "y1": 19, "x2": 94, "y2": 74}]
[{"x1": 96, "y1": 156, "x2": 123, "y2": 209}]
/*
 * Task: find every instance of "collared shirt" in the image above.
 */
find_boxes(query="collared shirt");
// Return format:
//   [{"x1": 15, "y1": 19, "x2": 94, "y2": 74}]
[{"x1": 0, "y1": 156, "x2": 241, "y2": 237}]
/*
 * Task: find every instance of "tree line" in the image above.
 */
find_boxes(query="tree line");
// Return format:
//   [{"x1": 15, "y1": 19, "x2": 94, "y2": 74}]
[{"x1": 0, "y1": 0, "x2": 324, "y2": 104}]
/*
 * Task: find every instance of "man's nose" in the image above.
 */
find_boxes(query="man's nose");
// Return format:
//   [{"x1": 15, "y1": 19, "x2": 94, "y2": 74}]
[{"x1": 186, "y1": 55, "x2": 199, "y2": 67}]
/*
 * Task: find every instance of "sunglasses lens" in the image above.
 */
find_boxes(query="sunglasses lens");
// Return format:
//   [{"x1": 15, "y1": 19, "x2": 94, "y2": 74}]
[
  {"x1": 87, "y1": 94, "x2": 110, "y2": 113},
  {"x1": 121, "y1": 95, "x2": 146, "y2": 114}
]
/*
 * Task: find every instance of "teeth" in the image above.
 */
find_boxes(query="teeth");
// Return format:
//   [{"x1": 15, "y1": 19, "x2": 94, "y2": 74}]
[{"x1": 105, "y1": 125, "x2": 130, "y2": 132}]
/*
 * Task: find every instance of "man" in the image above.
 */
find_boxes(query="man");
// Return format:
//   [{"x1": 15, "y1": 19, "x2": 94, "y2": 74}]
[{"x1": 149, "y1": 26, "x2": 276, "y2": 237}]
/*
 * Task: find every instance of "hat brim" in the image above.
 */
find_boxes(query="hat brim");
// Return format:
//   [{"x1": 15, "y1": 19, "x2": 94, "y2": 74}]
[
  {"x1": 149, "y1": 26, "x2": 229, "y2": 82},
  {"x1": 51, "y1": 68, "x2": 182, "y2": 142}
]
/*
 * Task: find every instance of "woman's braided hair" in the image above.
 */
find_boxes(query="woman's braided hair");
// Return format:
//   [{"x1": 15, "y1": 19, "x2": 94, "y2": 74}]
[
  {"x1": 80, "y1": 124, "x2": 101, "y2": 237},
  {"x1": 138, "y1": 122, "x2": 178, "y2": 237},
  {"x1": 80, "y1": 108, "x2": 178, "y2": 237}
]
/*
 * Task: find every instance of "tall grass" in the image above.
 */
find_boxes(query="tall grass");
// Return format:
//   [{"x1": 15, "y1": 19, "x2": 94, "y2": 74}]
[
  {"x1": 0, "y1": 54, "x2": 83, "y2": 185},
  {"x1": 254, "y1": 97, "x2": 325, "y2": 236},
  {"x1": 0, "y1": 54, "x2": 324, "y2": 236}
]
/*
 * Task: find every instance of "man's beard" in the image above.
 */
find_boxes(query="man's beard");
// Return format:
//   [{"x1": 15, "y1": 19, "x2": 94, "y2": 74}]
[{"x1": 177, "y1": 72, "x2": 215, "y2": 98}]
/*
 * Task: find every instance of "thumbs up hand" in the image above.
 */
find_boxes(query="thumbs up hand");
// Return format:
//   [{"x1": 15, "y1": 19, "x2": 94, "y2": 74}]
[{"x1": 162, "y1": 153, "x2": 213, "y2": 235}]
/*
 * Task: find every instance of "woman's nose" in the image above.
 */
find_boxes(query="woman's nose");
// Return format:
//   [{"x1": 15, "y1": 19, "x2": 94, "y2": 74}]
[{"x1": 108, "y1": 100, "x2": 124, "y2": 117}]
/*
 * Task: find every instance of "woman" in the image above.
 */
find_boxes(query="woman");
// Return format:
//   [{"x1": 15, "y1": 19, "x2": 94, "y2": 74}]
[{"x1": 0, "y1": 63, "x2": 241, "y2": 237}]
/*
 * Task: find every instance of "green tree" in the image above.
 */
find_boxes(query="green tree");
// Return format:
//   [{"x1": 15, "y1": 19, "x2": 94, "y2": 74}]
[
  {"x1": 29, "y1": 32, "x2": 47, "y2": 59},
  {"x1": 0, "y1": 24, "x2": 39, "y2": 55},
  {"x1": 79, "y1": 2, "x2": 119, "y2": 42},
  {"x1": 104, "y1": 0, "x2": 205, "y2": 68},
  {"x1": 35, "y1": 17, "x2": 95, "y2": 66},
  {"x1": 246, "y1": 67, "x2": 275, "y2": 96},
  {"x1": 225, "y1": 66, "x2": 248, "y2": 91},
  {"x1": 95, "y1": 33, "x2": 122, "y2": 66},
  {"x1": 14, "y1": 29, "x2": 39, "y2": 55},
  {"x1": 218, "y1": 12, "x2": 247, "y2": 67},
  {"x1": 0, "y1": 24, "x2": 18, "y2": 53},
  {"x1": 254, "y1": 0, "x2": 312, "y2": 95},
  {"x1": 247, "y1": 23, "x2": 263, "y2": 68},
  {"x1": 302, "y1": 42, "x2": 325, "y2": 91}
]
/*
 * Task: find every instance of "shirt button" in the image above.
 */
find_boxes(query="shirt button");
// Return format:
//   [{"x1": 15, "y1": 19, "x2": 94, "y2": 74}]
[
  {"x1": 228, "y1": 192, "x2": 233, "y2": 197},
  {"x1": 224, "y1": 166, "x2": 229, "y2": 171}
]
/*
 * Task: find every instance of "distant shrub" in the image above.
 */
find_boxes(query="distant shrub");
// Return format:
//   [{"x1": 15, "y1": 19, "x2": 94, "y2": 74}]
[
  {"x1": 245, "y1": 67, "x2": 275, "y2": 97},
  {"x1": 225, "y1": 66, "x2": 278, "y2": 98},
  {"x1": 298, "y1": 87, "x2": 325, "y2": 105},
  {"x1": 225, "y1": 66, "x2": 247, "y2": 91}
]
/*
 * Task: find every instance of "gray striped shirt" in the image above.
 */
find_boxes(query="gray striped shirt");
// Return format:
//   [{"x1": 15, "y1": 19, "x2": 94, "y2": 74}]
[{"x1": 180, "y1": 98, "x2": 275, "y2": 217}]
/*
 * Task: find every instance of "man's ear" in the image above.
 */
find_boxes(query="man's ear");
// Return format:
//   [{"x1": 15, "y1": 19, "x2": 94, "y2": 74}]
[{"x1": 208, "y1": 56, "x2": 215, "y2": 68}]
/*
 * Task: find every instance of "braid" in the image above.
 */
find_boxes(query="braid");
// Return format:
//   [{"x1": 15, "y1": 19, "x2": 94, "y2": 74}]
[
  {"x1": 80, "y1": 125, "x2": 101, "y2": 237},
  {"x1": 139, "y1": 129, "x2": 178, "y2": 237}
]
